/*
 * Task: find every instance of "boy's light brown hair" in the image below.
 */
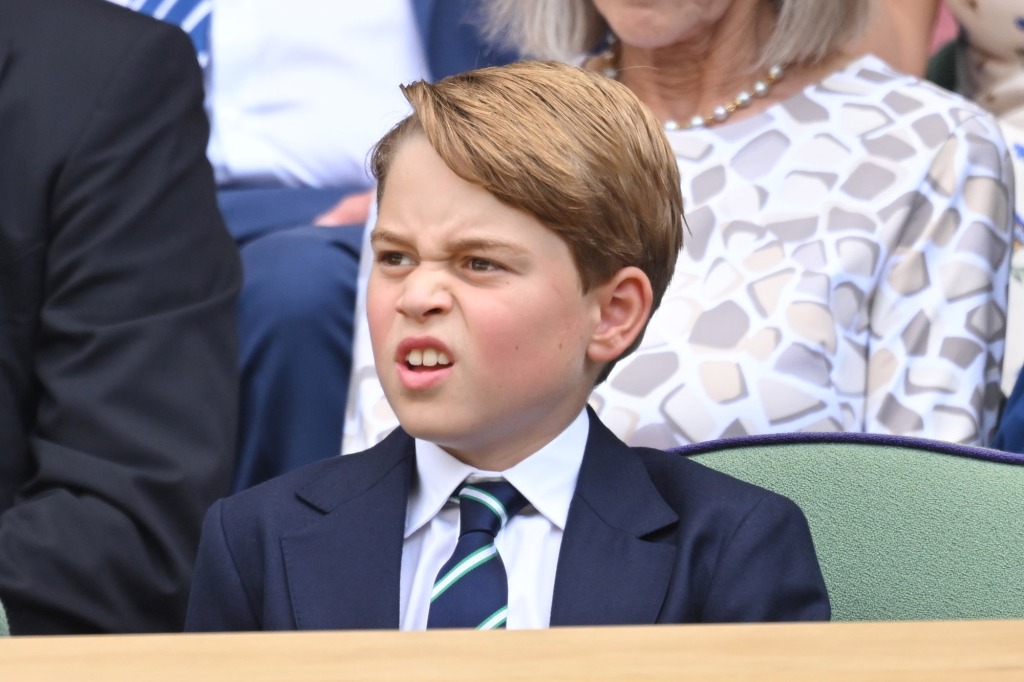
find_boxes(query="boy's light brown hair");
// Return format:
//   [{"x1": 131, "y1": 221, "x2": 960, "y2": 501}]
[{"x1": 371, "y1": 60, "x2": 683, "y2": 378}]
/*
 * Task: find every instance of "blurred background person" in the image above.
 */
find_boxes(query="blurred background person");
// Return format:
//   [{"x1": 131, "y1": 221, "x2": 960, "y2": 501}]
[
  {"x1": 0, "y1": 0, "x2": 239, "y2": 634},
  {"x1": 851, "y1": 0, "x2": 950, "y2": 77},
  {"x1": 112, "y1": 0, "x2": 517, "y2": 491},
  {"x1": 345, "y1": 0, "x2": 1012, "y2": 452},
  {"x1": 922, "y1": 0, "x2": 1024, "y2": 451}
]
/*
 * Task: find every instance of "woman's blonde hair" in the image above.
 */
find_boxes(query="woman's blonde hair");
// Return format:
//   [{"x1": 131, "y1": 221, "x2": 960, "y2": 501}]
[
  {"x1": 482, "y1": 0, "x2": 868, "y2": 68},
  {"x1": 372, "y1": 61, "x2": 684, "y2": 377}
]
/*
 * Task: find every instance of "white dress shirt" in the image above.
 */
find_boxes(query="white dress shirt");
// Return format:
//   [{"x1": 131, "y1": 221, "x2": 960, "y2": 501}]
[
  {"x1": 399, "y1": 409, "x2": 589, "y2": 630},
  {"x1": 110, "y1": 0, "x2": 430, "y2": 188},
  {"x1": 206, "y1": 0, "x2": 429, "y2": 188}
]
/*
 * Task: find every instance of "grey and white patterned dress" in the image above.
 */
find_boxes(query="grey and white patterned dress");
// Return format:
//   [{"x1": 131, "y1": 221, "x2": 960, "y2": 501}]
[{"x1": 343, "y1": 55, "x2": 1013, "y2": 453}]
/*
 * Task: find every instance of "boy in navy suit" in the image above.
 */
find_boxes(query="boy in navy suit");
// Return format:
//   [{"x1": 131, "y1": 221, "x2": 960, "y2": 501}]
[{"x1": 185, "y1": 60, "x2": 830, "y2": 631}]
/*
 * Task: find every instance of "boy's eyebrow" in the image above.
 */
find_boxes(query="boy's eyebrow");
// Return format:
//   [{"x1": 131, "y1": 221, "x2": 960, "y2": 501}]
[
  {"x1": 370, "y1": 230, "x2": 530, "y2": 256},
  {"x1": 369, "y1": 229, "x2": 411, "y2": 247},
  {"x1": 447, "y1": 237, "x2": 530, "y2": 256}
]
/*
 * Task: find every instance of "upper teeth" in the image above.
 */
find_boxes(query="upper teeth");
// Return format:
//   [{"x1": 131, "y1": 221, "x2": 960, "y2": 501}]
[{"x1": 407, "y1": 348, "x2": 451, "y2": 367}]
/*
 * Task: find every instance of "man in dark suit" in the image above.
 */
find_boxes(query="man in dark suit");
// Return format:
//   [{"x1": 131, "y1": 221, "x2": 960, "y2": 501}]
[
  {"x1": 0, "y1": 0, "x2": 240, "y2": 634},
  {"x1": 185, "y1": 61, "x2": 828, "y2": 631}
]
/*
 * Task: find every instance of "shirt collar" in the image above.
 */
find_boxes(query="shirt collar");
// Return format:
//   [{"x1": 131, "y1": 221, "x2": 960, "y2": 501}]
[{"x1": 405, "y1": 409, "x2": 590, "y2": 538}]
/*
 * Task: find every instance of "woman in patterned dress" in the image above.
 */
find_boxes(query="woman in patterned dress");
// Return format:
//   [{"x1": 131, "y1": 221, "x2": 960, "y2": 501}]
[
  {"x1": 931, "y1": 0, "x2": 1024, "y2": 450},
  {"x1": 344, "y1": 0, "x2": 1013, "y2": 450}
]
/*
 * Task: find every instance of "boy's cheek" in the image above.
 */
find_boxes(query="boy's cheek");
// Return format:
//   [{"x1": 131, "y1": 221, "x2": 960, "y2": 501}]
[
  {"x1": 365, "y1": 302, "x2": 392, "y2": 355},
  {"x1": 365, "y1": 280, "x2": 392, "y2": 321}
]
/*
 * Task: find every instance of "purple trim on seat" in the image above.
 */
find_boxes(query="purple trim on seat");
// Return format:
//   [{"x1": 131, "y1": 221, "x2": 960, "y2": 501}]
[{"x1": 669, "y1": 431, "x2": 1024, "y2": 465}]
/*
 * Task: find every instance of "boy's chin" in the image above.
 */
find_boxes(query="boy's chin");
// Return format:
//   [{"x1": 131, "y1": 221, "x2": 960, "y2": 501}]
[
  {"x1": 390, "y1": 408, "x2": 490, "y2": 461},
  {"x1": 388, "y1": 403, "x2": 456, "y2": 441}
]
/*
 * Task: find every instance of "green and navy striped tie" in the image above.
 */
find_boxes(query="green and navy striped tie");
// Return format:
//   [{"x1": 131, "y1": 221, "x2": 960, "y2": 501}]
[{"x1": 427, "y1": 480, "x2": 528, "y2": 629}]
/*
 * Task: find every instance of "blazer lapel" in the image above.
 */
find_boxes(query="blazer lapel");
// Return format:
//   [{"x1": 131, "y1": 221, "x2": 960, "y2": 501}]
[
  {"x1": 281, "y1": 429, "x2": 415, "y2": 630},
  {"x1": 551, "y1": 410, "x2": 679, "y2": 626}
]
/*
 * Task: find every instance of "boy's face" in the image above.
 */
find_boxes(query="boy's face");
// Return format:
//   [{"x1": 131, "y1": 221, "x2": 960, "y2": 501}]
[{"x1": 368, "y1": 134, "x2": 604, "y2": 470}]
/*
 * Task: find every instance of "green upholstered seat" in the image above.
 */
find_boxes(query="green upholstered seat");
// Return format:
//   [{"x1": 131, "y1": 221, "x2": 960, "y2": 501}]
[
  {"x1": 0, "y1": 597, "x2": 8, "y2": 636},
  {"x1": 677, "y1": 433, "x2": 1024, "y2": 621}
]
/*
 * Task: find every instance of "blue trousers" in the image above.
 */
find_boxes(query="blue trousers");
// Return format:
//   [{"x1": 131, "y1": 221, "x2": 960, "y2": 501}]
[{"x1": 219, "y1": 186, "x2": 365, "y2": 493}]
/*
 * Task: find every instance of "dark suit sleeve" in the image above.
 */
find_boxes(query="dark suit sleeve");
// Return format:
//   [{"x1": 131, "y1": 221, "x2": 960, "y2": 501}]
[
  {"x1": 701, "y1": 494, "x2": 831, "y2": 622},
  {"x1": 0, "y1": 19, "x2": 240, "y2": 633}
]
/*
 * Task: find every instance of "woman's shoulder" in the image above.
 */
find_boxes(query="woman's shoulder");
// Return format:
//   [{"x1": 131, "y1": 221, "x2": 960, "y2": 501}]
[
  {"x1": 816, "y1": 54, "x2": 996, "y2": 126},
  {"x1": 757, "y1": 53, "x2": 1006, "y2": 159}
]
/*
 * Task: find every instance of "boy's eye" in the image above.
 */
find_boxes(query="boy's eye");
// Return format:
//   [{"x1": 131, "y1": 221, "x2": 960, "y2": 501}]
[
  {"x1": 467, "y1": 257, "x2": 501, "y2": 272},
  {"x1": 378, "y1": 251, "x2": 413, "y2": 266}
]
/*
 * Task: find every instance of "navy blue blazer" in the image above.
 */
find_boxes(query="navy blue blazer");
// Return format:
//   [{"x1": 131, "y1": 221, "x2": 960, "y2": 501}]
[{"x1": 187, "y1": 410, "x2": 829, "y2": 630}]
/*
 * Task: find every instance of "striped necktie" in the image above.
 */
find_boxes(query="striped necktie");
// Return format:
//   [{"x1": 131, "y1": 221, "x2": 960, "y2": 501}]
[
  {"x1": 427, "y1": 480, "x2": 528, "y2": 630},
  {"x1": 133, "y1": 0, "x2": 212, "y2": 67}
]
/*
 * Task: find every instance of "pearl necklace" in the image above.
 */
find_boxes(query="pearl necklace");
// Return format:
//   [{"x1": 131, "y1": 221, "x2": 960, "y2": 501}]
[{"x1": 599, "y1": 46, "x2": 785, "y2": 131}]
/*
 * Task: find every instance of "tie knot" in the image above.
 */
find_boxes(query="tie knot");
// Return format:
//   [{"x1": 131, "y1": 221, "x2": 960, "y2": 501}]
[{"x1": 456, "y1": 480, "x2": 527, "y2": 537}]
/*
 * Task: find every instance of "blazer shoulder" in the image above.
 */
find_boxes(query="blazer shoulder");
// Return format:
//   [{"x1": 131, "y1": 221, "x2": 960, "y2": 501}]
[
  {"x1": 3, "y1": 0, "x2": 175, "y2": 33},
  {"x1": 632, "y1": 446, "x2": 793, "y2": 514},
  {"x1": 580, "y1": 410, "x2": 799, "y2": 527},
  {"x1": 1, "y1": 0, "x2": 192, "y2": 64}
]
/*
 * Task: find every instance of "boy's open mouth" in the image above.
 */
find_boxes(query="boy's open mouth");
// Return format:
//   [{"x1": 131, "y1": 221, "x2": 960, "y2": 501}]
[{"x1": 405, "y1": 348, "x2": 452, "y2": 371}]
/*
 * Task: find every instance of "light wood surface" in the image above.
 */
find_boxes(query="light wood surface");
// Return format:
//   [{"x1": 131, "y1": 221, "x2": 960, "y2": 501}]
[{"x1": 2, "y1": 620, "x2": 1023, "y2": 681}]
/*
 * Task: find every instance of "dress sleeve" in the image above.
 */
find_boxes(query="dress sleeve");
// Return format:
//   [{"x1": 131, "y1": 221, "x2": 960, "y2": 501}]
[{"x1": 865, "y1": 110, "x2": 1012, "y2": 445}]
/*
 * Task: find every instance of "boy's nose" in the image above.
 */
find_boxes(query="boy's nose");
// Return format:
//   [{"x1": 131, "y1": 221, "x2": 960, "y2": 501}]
[{"x1": 397, "y1": 268, "x2": 452, "y2": 319}]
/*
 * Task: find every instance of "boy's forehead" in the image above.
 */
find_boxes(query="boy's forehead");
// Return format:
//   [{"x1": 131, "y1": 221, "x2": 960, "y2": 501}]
[{"x1": 374, "y1": 131, "x2": 579, "y2": 274}]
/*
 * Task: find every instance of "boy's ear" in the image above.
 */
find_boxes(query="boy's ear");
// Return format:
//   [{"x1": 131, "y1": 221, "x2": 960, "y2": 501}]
[{"x1": 587, "y1": 266, "x2": 654, "y2": 365}]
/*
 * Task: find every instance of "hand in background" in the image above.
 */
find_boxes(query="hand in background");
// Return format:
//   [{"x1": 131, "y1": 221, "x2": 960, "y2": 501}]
[{"x1": 315, "y1": 189, "x2": 375, "y2": 226}]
